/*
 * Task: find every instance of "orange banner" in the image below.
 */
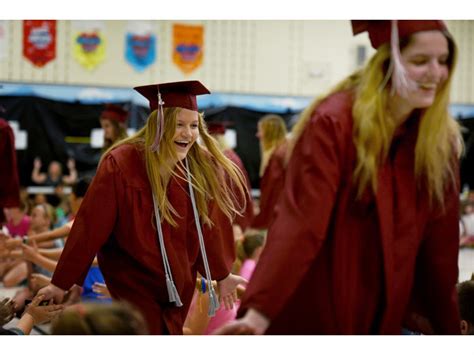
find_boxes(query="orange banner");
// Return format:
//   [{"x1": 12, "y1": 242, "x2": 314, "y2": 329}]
[{"x1": 173, "y1": 24, "x2": 204, "y2": 74}]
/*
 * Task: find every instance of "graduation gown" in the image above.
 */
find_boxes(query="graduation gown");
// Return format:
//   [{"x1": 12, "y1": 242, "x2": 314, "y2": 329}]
[
  {"x1": 0, "y1": 119, "x2": 20, "y2": 223},
  {"x1": 223, "y1": 148, "x2": 254, "y2": 231},
  {"x1": 238, "y1": 90, "x2": 461, "y2": 334},
  {"x1": 251, "y1": 141, "x2": 288, "y2": 229},
  {"x1": 51, "y1": 144, "x2": 231, "y2": 334}
]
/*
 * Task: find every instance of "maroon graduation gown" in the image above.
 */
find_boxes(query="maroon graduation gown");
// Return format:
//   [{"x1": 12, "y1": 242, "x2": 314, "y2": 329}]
[
  {"x1": 238, "y1": 90, "x2": 461, "y2": 334},
  {"x1": 251, "y1": 141, "x2": 288, "y2": 229},
  {"x1": 0, "y1": 119, "x2": 20, "y2": 223},
  {"x1": 51, "y1": 144, "x2": 231, "y2": 334},
  {"x1": 224, "y1": 148, "x2": 254, "y2": 231}
]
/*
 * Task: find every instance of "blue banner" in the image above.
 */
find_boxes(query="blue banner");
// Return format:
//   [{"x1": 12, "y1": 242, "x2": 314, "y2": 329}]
[{"x1": 125, "y1": 33, "x2": 156, "y2": 72}]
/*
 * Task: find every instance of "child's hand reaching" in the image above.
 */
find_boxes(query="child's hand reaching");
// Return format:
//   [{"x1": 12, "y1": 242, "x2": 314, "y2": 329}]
[{"x1": 24, "y1": 294, "x2": 64, "y2": 325}]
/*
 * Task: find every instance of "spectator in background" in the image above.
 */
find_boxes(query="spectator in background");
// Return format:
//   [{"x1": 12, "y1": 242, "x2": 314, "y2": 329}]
[
  {"x1": 207, "y1": 121, "x2": 255, "y2": 234},
  {"x1": 99, "y1": 104, "x2": 129, "y2": 152},
  {"x1": 0, "y1": 118, "x2": 20, "y2": 225},
  {"x1": 457, "y1": 279, "x2": 474, "y2": 335},
  {"x1": 460, "y1": 201, "x2": 474, "y2": 247},
  {"x1": 31, "y1": 158, "x2": 78, "y2": 187},
  {"x1": 251, "y1": 114, "x2": 289, "y2": 229},
  {"x1": 50, "y1": 301, "x2": 147, "y2": 335}
]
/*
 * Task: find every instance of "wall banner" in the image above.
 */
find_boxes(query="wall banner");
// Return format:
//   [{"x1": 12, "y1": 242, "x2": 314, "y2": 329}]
[
  {"x1": 23, "y1": 20, "x2": 56, "y2": 67},
  {"x1": 173, "y1": 24, "x2": 204, "y2": 74},
  {"x1": 125, "y1": 33, "x2": 156, "y2": 72},
  {"x1": 72, "y1": 21, "x2": 106, "y2": 71}
]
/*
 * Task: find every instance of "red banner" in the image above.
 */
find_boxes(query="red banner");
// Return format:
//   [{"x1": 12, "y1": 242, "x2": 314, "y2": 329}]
[{"x1": 23, "y1": 20, "x2": 56, "y2": 67}]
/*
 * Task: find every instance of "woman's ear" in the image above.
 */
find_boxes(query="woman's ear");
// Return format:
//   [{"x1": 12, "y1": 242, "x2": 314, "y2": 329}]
[{"x1": 460, "y1": 319, "x2": 469, "y2": 335}]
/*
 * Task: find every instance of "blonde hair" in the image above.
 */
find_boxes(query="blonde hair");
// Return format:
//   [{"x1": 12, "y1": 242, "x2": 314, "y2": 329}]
[
  {"x1": 353, "y1": 33, "x2": 461, "y2": 205},
  {"x1": 258, "y1": 114, "x2": 288, "y2": 176},
  {"x1": 103, "y1": 108, "x2": 248, "y2": 227},
  {"x1": 287, "y1": 70, "x2": 363, "y2": 164}
]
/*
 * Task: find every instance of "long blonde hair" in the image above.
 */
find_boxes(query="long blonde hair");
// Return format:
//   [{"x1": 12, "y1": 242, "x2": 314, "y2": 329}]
[
  {"x1": 353, "y1": 32, "x2": 461, "y2": 205},
  {"x1": 258, "y1": 114, "x2": 288, "y2": 176},
  {"x1": 103, "y1": 108, "x2": 248, "y2": 227},
  {"x1": 286, "y1": 70, "x2": 362, "y2": 164}
]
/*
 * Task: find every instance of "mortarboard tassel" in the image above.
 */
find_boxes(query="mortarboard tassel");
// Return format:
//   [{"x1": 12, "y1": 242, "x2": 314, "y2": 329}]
[
  {"x1": 150, "y1": 92, "x2": 165, "y2": 152},
  {"x1": 389, "y1": 20, "x2": 417, "y2": 98},
  {"x1": 170, "y1": 280, "x2": 183, "y2": 307},
  {"x1": 165, "y1": 275, "x2": 176, "y2": 303},
  {"x1": 207, "y1": 286, "x2": 220, "y2": 317}
]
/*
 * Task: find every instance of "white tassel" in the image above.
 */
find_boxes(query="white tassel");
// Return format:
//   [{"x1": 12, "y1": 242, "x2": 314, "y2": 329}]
[
  {"x1": 166, "y1": 275, "x2": 176, "y2": 303},
  {"x1": 390, "y1": 20, "x2": 417, "y2": 98},
  {"x1": 207, "y1": 287, "x2": 220, "y2": 317},
  {"x1": 171, "y1": 282, "x2": 183, "y2": 307},
  {"x1": 150, "y1": 92, "x2": 165, "y2": 152}
]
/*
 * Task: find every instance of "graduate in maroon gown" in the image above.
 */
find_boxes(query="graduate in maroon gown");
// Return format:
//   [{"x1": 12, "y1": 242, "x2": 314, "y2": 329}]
[
  {"x1": 217, "y1": 20, "x2": 462, "y2": 335},
  {"x1": 0, "y1": 118, "x2": 20, "y2": 224},
  {"x1": 207, "y1": 121, "x2": 254, "y2": 233},
  {"x1": 251, "y1": 114, "x2": 288, "y2": 229},
  {"x1": 37, "y1": 81, "x2": 248, "y2": 334},
  {"x1": 99, "y1": 104, "x2": 129, "y2": 152}
]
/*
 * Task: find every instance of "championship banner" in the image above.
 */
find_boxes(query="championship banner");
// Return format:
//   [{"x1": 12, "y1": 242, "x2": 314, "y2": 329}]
[
  {"x1": 173, "y1": 24, "x2": 204, "y2": 74},
  {"x1": 0, "y1": 21, "x2": 9, "y2": 60},
  {"x1": 22, "y1": 20, "x2": 56, "y2": 67},
  {"x1": 125, "y1": 21, "x2": 156, "y2": 72},
  {"x1": 72, "y1": 21, "x2": 106, "y2": 71}
]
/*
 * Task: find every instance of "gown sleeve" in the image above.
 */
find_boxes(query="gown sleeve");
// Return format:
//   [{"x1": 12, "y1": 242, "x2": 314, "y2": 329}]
[
  {"x1": 51, "y1": 154, "x2": 122, "y2": 290},
  {"x1": 409, "y1": 166, "x2": 461, "y2": 334},
  {"x1": 238, "y1": 112, "x2": 345, "y2": 320}
]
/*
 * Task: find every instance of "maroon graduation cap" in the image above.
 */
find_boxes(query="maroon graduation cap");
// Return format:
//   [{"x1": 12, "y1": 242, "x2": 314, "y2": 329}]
[
  {"x1": 100, "y1": 104, "x2": 129, "y2": 123},
  {"x1": 133, "y1": 80, "x2": 211, "y2": 152},
  {"x1": 351, "y1": 20, "x2": 447, "y2": 49},
  {"x1": 134, "y1": 80, "x2": 210, "y2": 112}
]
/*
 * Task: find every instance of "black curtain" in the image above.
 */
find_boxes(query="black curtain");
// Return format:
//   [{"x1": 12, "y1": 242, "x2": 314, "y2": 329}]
[
  {"x1": 0, "y1": 95, "x2": 295, "y2": 189},
  {"x1": 459, "y1": 118, "x2": 474, "y2": 189}
]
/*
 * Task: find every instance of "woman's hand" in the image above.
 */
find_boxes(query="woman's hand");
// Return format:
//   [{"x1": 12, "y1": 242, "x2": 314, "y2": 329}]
[
  {"x1": 37, "y1": 283, "x2": 66, "y2": 305},
  {"x1": 217, "y1": 273, "x2": 248, "y2": 310}
]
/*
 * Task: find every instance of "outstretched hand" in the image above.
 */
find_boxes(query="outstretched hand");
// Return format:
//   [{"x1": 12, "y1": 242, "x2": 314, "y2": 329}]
[
  {"x1": 217, "y1": 274, "x2": 248, "y2": 310},
  {"x1": 25, "y1": 294, "x2": 64, "y2": 325},
  {"x1": 37, "y1": 283, "x2": 66, "y2": 305}
]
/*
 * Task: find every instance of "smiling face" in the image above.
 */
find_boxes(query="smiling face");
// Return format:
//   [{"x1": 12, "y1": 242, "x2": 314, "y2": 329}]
[
  {"x1": 397, "y1": 30, "x2": 450, "y2": 111},
  {"x1": 172, "y1": 108, "x2": 199, "y2": 162}
]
